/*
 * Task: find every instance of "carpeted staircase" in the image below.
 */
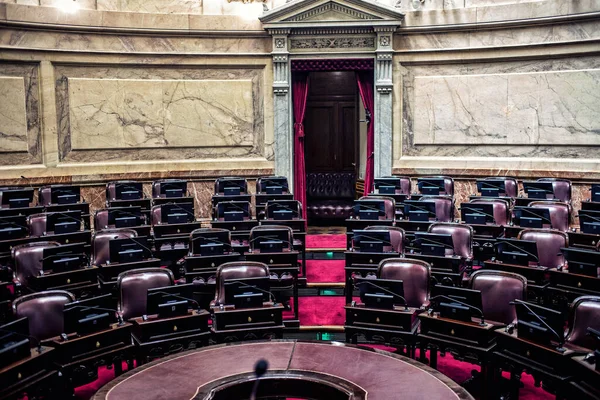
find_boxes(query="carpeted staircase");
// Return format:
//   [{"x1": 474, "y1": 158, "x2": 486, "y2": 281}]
[{"x1": 75, "y1": 232, "x2": 553, "y2": 400}]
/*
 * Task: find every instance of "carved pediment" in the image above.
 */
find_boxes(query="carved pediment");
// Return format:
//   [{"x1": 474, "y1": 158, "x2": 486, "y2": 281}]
[{"x1": 261, "y1": 0, "x2": 404, "y2": 29}]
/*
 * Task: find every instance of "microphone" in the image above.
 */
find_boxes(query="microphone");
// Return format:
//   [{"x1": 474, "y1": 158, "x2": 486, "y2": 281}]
[
  {"x1": 430, "y1": 294, "x2": 486, "y2": 326},
  {"x1": 63, "y1": 304, "x2": 125, "y2": 328},
  {"x1": 354, "y1": 280, "x2": 409, "y2": 310},
  {"x1": 352, "y1": 233, "x2": 393, "y2": 248},
  {"x1": 0, "y1": 326, "x2": 43, "y2": 354},
  {"x1": 20, "y1": 176, "x2": 34, "y2": 190},
  {"x1": 250, "y1": 359, "x2": 269, "y2": 400},
  {"x1": 219, "y1": 202, "x2": 250, "y2": 217},
  {"x1": 414, "y1": 236, "x2": 454, "y2": 251},
  {"x1": 510, "y1": 300, "x2": 565, "y2": 352},
  {"x1": 224, "y1": 280, "x2": 277, "y2": 304},
  {"x1": 419, "y1": 179, "x2": 445, "y2": 190},
  {"x1": 219, "y1": 178, "x2": 247, "y2": 192}
]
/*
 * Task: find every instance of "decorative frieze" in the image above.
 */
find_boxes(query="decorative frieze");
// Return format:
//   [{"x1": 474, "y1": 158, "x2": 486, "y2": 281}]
[{"x1": 290, "y1": 37, "x2": 375, "y2": 50}]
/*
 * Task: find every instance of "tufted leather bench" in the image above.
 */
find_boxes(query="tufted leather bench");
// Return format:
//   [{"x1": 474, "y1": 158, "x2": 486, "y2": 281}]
[{"x1": 306, "y1": 172, "x2": 356, "y2": 221}]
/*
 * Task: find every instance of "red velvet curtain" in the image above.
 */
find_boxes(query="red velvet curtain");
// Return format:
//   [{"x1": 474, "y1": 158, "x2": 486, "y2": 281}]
[
  {"x1": 357, "y1": 70, "x2": 375, "y2": 196},
  {"x1": 292, "y1": 72, "x2": 310, "y2": 222}
]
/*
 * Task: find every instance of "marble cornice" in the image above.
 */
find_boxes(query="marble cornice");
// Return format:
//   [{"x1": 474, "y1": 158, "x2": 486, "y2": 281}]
[
  {"x1": 399, "y1": 11, "x2": 600, "y2": 34},
  {"x1": 0, "y1": 45, "x2": 273, "y2": 57}
]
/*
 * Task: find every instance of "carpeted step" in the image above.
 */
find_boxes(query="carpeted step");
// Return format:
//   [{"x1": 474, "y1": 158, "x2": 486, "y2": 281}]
[
  {"x1": 305, "y1": 234, "x2": 346, "y2": 250},
  {"x1": 305, "y1": 259, "x2": 346, "y2": 283}
]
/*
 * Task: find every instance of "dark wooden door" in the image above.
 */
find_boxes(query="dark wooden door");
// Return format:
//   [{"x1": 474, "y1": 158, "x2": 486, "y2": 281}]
[{"x1": 303, "y1": 71, "x2": 358, "y2": 173}]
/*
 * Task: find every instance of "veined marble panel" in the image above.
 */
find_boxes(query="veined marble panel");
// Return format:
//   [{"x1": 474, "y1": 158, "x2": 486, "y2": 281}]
[
  {"x1": 68, "y1": 78, "x2": 254, "y2": 150},
  {"x1": 0, "y1": 76, "x2": 27, "y2": 152},
  {"x1": 413, "y1": 70, "x2": 600, "y2": 146}
]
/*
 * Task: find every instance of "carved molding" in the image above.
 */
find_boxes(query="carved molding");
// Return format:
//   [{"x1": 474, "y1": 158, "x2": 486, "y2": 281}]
[
  {"x1": 283, "y1": 2, "x2": 381, "y2": 22},
  {"x1": 290, "y1": 37, "x2": 375, "y2": 50}
]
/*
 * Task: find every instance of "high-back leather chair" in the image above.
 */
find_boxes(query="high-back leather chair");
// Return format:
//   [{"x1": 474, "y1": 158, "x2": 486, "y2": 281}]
[
  {"x1": 420, "y1": 176, "x2": 454, "y2": 197},
  {"x1": 469, "y1": 198, "x2": 511, "y2": 226},
  {"x1": 27, "y1": 213, "x2": 48, "y2": 237},
  {"x1": 469, "y1": 270, "x2": 527, "y2": 325},
  {"x1": 419, "y1": 195, "x2": 454, "y2": 222},
  {"x1": 428, "y1": 223, "x2": 473, "y2": 260},
  {"x1": 91, "y1": 228, "x2": 138, "y2": 266},
  {"x1": 529, "y1": 201, "x2": 570, "y2": 232},
  {"x1": 249, "y1": 225, "x2": 294, "y2": 252},
  {"x1": 213, "y1": 261, "x2": 270, "y2": 307},
  {"x1": 106, "y1": 180, "x2": 144, "y2": 203},
  {"x1": 151, "y1": 205, "x2": 162, "y2": 226},
  {"x1": 116, "y1": 268, "x2": 174, "y2": 321},
  {"x1": 189, "y1": 228, "x2": 232, "y2": 256},
  {"x1": 214, "y1": 177, "x2": 248, "y2": 195},
  {"x1": 378, "y1": 258, "x2": 430, "y2": 308},
  {"x1": 518, "y1": 229, "x2": 568, "y2": 269},
  {"x1": 364, "y1": 226, "x2": 405, "y2": 254},
  {"x1": 482, "y1": 176, "x2": 518, "y2": 198},
  {"x1": 152, "y1": 179, "x2": 188, "y2": 199},
  {"x1": 12, "y1": 241, "x2": 60, "y2": 287},
  {"x1": 94, "y1": 208, "x2": 147, "y2": 231},
  {"x1": 256, "y1": 176, "x2": 289, "y2": 194},
  {"x1": 38, "y1": 186, "x2": 52, "y2": 206},
  {"x1": 13, "y1": 290, "x2": 75, "y2": 340},
  {"x1": 537, "y1": 178, "x2": 572, "y2": 203},
  {"x1": 358, "y1": 195, "x2": 395, "y2": 221},
  {"x1": 565, "y1": 296, "x2": 600, "y2": 350}
]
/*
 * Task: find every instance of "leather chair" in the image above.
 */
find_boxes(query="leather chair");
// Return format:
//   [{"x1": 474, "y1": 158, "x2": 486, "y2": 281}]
[
  {"x1": 94, "y1": 208, "x2": 148, "y2": 230},
  {"x1": 189, "y1": 228, "x2": 232, "y2": 256},
  {"x1": 538, "y1": 178, "x2": 572, "y2": 203},
  {"x1": 529, "y1": 201, "x2": 570, "y2": 232},
  {"x1": 469, "y1": 270, "x2": 527, "y2": 325},
  {"x1": 91, "y1": 228, "x2": 138, "y2": 266},
  {"x1": 306, "y1": 172, "x2": 355, "y2": 220},
  {"x1": 518, "y1": 229, "x2": 568, "y2": 269},
  {"x1": 248, "y1": 225, "x2": 294, "y2": 252},
  {"x1": 152, "y1": 179, "x2": 188, "y2": 199},
  {"x1": 13, "y1": 290, "x2": 76, "y2": 340},
  {"x1": 358, "y1": 195, "x2": 396, "y2": 221},
  {"x1": 469, "y1": 198, "x2": 511, "y2": 225},
  {"x1": 419, "y1": 195, "x2": 454, "y2": 223},
  {"x1": 106, "y1": 180, "x2": 144, "y2": 203},
  {"x1": 482, "y1": 176, "x2": 518, "y2": 198},
  {"x1": 213, "y1": 261, "x2": 270, "y2": 307},
  {"x1": 565, "y1": 296, "x2": 600, "y2": 350},
  {"x1": 214, "y1": 177, "x2": 248, "y2": 195},
  {"x1": 38, "y1": 186, "x2": 52, "y2": 206},
  {"x1": 378, "y1": 258, "x2": 430, "y2": 308},
  {"x1": 256, "y1": 176, "x2": 289, "y2": 194},
  {"x1": 420, "y1": 176, "x2": 454, "y2": 196},
  {"x1": 12, "y1": 241, "x2": 60, "y2": 288},
  {"x1": 150, "y1": 205, "x2": 162, "y2": 226},
  {"x1": 428, "y1": 223, "x2": 474, "y2": 261},
  {"x1": 27, "y1": 213, "x2": 49, "y2": 237},
  {"x1": 265, "y1": 200, "x2": 302, "y2": 219},
  {"x1": 364, "y1": 226, "x2": 405, "y2": 254},
  {"x1": 116, "y1": 268, "x2": 174, "y2": 321}
]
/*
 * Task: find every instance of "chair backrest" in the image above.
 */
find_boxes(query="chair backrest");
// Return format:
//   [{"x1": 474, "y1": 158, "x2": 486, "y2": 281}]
[
  {"x1": 151, "y1": 179, "x2": 188, "y2": 199},
  {"x1": 27, "y1": 213, "x2": 47, "y2": 237},
  {"x1": 12, "y1": 241, "x2": 61, "y2": 285},
  {"x1": 38, "y1": 186, "x2": 52, "y2": 206},
  {"x1": 359, "y1": 195, "x2": 395, "y2": 220},
  {"x1": 420, "y1": 176, "x2": 454, "y2": 196},
  {"x1": 92, "y1": 228, "x2": 138, "y2": 266},
  {"x1": 469, "y1": 198, "x2": 511, "y2": 226},
  {"x1": 364, "y1": 226, "x2": 405, "y2": 253},
  {"x1": 428, "y1": 223, "x2": 473, "y2": 259},
  {"x1": 117, "y1": 268, "x2": 174, "y2": 321},
  {"x1": 265, "y1": 200, "x2": 303, "y2": 219},
  {"x1": 565, "y1": 296, "x2": 600, "y2": 349},
  {"x1": 537, "y1": 178, "x2": 572, "y2": 203},
  {"x1": 256, "y1": 176, "x2": 289, "y2": 194},
  {"x1": 419, "y1": 195, "x2": 454, "y2": 222},
  {"x1": 378, "y1": 258, "x2": 430, "y2": 308},
  {"x1": 529, "y1": 201, "x2": 570, "y2": 232},
  {"x1": 214, "y1": 261, "x2": 270, "y2": 306},
  {"x1": 483, "y1": 176, "x2": 518, "y2": 198},
  {"x1": 470, "y1": 270, "x2": 527, "y2": 325},
  {"x1": 13, "y1": 290, "x2": 75, "y2": 340},
  {"x1": 189, "y1": 228, "x2": 232, "y2": 255},
  {"x1": 214, "y1": 177, "x2": 248, "y2": 195},
  {"x1": 518, "y1": 229, "x2": 568, "y2": 269},
  {"x1": 151, "y1": 205, "x2": 161, "y2": 226},
  {"x1": 249, "y1": 225, "x2": 293, "y2": 252}
]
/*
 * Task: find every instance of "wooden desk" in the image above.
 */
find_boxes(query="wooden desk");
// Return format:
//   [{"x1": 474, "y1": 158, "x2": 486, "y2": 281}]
[
  {"x1": 0, "y1": 346, "x2": 59, "y2": 400},
  {"x1": 47, "y1": 322, "x2": 134, "y2": 389},
  {"x1": 566, "y1": 354, "x2": 600, "y2": 400},
  {"x1": 406, "y1": 252, "x2": 464, "y2": 273},
  {"x1": 107, "y1": 198, "x2": 151, "y2": 211},
  {"x1": 211, "y1": 304, "x2": 284, "y2": 342},
  {"x1": 568, "y1": 231, "x2": 600, "y2": 249},
  {"x1": 97, "y1": 259, "x2": 162, "y2": 293},
  {"x1": 152, "y1": 222, "x2": 201, "y2": 238},
  {"x1": 45, "y1": 202, "x2": 91, "y2": 230},
  {"x1": 345, "y1": 304, "x2": 420, "y2": 357},
  {"x1": 546, "y1": 269, "x2": 600, "y2": 313},
  {"x1": 152, "y1": 197, "x2": 194, "y2": 206},
  {"x1": 245, "y1": 250, "x2": 299, "y2": 327},
  {"x1": 211, "y1": 194, "x2": 252, "y2": 207},
  {"x1": 419, "y1": 313, "x2": 498, "y2": 399},
  {"x1": 493, "y1": 328, "x2": 585, "y2": 400},
  {"x1": 344, "y1": 250, "x2": 400, "y2": 304},
  {"x1": 395, "y1": 219, "x2": 433, "y2": 233},
  {"x1": 131, "y1": 309, "x2": 210, "y2": 364},
  {"x1": 259, "y1": 219, "x2": 307, "y2": 275},
  {"x1": 0, "y1": 231, "x2": 92, "y2": 254},
  {"x1": 27, "y1": 266, "x2": 99, "y2": 299}
]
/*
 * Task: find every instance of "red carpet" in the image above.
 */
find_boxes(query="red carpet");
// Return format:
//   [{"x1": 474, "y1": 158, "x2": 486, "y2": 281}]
[
  {"x1": 298, "y1": 296, "x2": 346, "y2": 326},
  {"x1": 305, "y1": 259, "x2": 345, "y2": 283},
  {"x1": 305, "y1": 234, "x2": 346, "y2": 249}
]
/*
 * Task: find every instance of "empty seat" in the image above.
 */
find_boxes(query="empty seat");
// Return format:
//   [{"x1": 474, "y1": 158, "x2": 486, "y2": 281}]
[
  {"x1": 419, "y1": 196, "x2": 454, "y2": 223},
  {"x1": 537, "y1": 178, "x2": 572, "y2": 203},
  {"x1": 469, "y1": 270, "x2": 527, "y2": 325},
  {"x1": 469, "y1": 198, "x2": 511, "y2": 226},
  {"x1": 364, "y1": 225, "x2": 405, "y2": 253},
  {"x1": 91, "y1": 228, "x2": 138, "y2": 266},
  {"x1": 117, "y1": 268, "x2": 174, "y2": 321},
  {"x1": 13, "y1": 290, "x2": 76, "y2": 340},
  {"x1": 482, "y1": 176, "x2": 518, "y2": 198},
  {"x1": 428, "y1": 222, "x2": 474, "y2": 261},
  {"x1": 212, "y1": 261, "x2": 270, "y2": 307},
  {"x1": 358, "y1": 195, "x2": 396, "y2": 221},
  {"x1": 529, "y1": 201, "x2": 570, "y2": 232},
  {"x1": 419, "y1": 176, "x2": 454, "y2": 197},
  {"x1": 565, "y1": 295, "x2": 600, "y2": 350},
  {"x1": 518, "y1": 229, "x2": 568, "y2": 269},
  {"x1": 12, "y1": 241, "x2": 60, "y2": 288},
  {"x1": 378, "y1": 258, "x2": 431, "y2": 308}
]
